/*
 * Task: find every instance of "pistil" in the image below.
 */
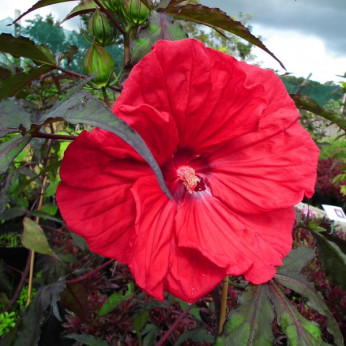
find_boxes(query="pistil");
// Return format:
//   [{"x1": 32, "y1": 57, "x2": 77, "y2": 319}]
[{"x1": 177, "y1": 166, "x2": 198, "y2": 193}]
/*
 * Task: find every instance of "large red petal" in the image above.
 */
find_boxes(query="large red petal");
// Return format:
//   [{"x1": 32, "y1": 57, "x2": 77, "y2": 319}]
[
  {"x1": 238, "y1": 208, "x2": 295, "y2": 284},
  {"x1": 57, "y1": 129, "x2": 150, "y2": 263},
  {"x1": 237, "y1": 60, "x2": 300, "y2": 130},
  {"x1": 114, "y1": 39, "x2": 268, "y2": 154},
  {"x1": 166, "y1": 246, "x2": 226, "y2": 303},
  {"x1": 175, "y1": 191, "x2": 295, "y2": 284},
  {"x1": 130, "y1": 175, "x2": 226, "y2": 302},
  {"x1": 57, "y1": 184, "x2": 136, "y2": 263},
  {"x1": 208, "y1": 121, "x2": 319, "y2": 214},
  {"x1": 130, "y1": 175, "x2": 177, "y2": 301},
  {"x1": 113, "y1": 103, "x2": 179, "y2": 165},
  {"x1": 59, "y1": 129, "x2": 148, "y2": 189}
]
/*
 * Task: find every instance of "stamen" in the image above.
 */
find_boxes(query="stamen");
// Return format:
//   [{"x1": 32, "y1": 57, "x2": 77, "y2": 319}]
[{"x1": 177, "y1": 166, "x2": 198, "y2": 193}]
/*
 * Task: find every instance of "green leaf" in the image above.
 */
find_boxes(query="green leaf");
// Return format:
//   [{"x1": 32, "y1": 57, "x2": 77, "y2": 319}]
[
  {"x1": 269, "y1": 281, "x2": 328, "y2": 346},
  {"x1": 311, "y1": 230, "x2": 346, "y2": 290},
  {"x1": 179, "y1": 300, "x2": 201, "y2": 320},
  {"x1": 13, "y1": 0, "x2": 75, "y2": 25},
  {"x1": 142, "y1": 324, "x2": 159, "y2": 346},
  {"x1": 277, "y1": 246, "x2": 315, "y2": 278},
  {"x1": 70, "y1": 233, "x2": 89, "y2": 251},
  {"x1": 61, "y1": 282, "x2": 89, "y2": 321},
  {"x1": 0, "y1": 206, "x2": 27, "y2": 221},
  {"x1": 97, "y1": 282, "x2": 134, "y2": 317},
  {"x1": 140, "y1": 0, "x2": 154, "y2": 9},
  {"x1": 40, "y1": 91, "x2": 172, "y2": 198},
  {"x1": 276, "y1": 246, "x2": 343, "y2": 345},
  {"x1": 164, "y1": 4, "x2": 285, "y2": 69},
  {"x1": 0, "y1": 65, "x2": 54, "y2": 101},
  {"x1": 156, "y1": 0, "x2": 171, "y2": 9},
  {"x1": 322, "y1": 232, "x2": 346, "y2": 254},
  {"x1": 274, "y1": 275, "x2": 344, "y2": 346},
  {"x1": 0, "y1": 98, "x2": 32, "y2": 137},
  {"x1": 131, "y1": 11, "x2": 187, "y2": 65},
  {"x1": 65, "y1": 334, "x2": 112, "y2": 346},
  {"x1": 291, "y1": 94, "x2": 346, "y2": 132},
  {"x1": 22, "y1": 217, "x2": 55, "y2": 256},
  {"x1": 0, "y1": 134, "x2": 31, "y2": 175},
  {"x1": 44, "y1": 179, "x2": 60, "y2": 197},
  {"x1": 133, "y1": 310, "x2": 149, "y2": 334},
  {"x1": 308, "y1": 221, "x2": 327, "y2": 233},
  {"x1": 216, "y1": 284, "x2": 274, "y2": 345},
  {"x1": 30, "y1": 210, "x2": 63, "y2": 223},
  {"x1": 176, "y1": 328, "x2": 214, "y2": 345},
  {"x1": 39, "y1": 204, "x2": 58, "y2": 216},
  {"x1": 166, "y1": 0, "x2": 185, "y2": 7},
  {"x1": 12, "y1": 280, "x2": 66, "y2": 346},
  {"x1": 62, "y1": 0, "x2": 98, "y2": 23},
  {"x1": 0, "y1": 34, "x2": 55, "y2": 66}
]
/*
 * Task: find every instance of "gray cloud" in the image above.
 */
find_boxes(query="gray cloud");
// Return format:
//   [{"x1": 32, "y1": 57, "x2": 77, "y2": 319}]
[{"x1": 200, "y1": 0, "x2": 346, "y2": 56}]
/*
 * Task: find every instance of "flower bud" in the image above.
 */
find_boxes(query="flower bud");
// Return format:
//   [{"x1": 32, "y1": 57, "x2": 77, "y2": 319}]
[
  {"x1": 83, "y1": 43, "x2": 115, "y2": 87},
  {"x1": 122, "y1": 0, "x2": 150, "y2": 26},
  {"x1": 88, "y1": 9, "x2": 116, "y2": 46},
  {"x1": 99, "y1": 0, "x2": 124, "y2": 13}
]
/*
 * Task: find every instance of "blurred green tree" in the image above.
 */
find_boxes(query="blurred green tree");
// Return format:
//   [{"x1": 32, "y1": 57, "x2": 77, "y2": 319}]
[{"x1": 24, "y1": 14, "x2": 67, "y2": 53}]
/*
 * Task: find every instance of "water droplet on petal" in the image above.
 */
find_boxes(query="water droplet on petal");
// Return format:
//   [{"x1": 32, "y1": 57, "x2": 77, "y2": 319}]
[{"x1": 191, "y1": 288, "x2": 195, "y2": 297}]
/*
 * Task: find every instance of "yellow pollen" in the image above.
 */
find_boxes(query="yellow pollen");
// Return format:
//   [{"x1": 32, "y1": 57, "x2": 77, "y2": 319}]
[{"x1": 177, "y1": 166, "x2": 198, "y2": 193}]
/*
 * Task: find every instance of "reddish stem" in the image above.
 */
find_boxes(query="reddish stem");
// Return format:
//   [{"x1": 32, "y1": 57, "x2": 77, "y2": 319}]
[
  {"x1": 123, "y1": 31, "x2": 131, "y2": 67},
  {"x1": 156, "y1": 303, "x2": 195, "y2": 346},
  {"x1": 55, "y1": 65, "x2": 86, "y2": 80},
  {"x1": 5, "y1": 250, "x2": 32, "y2": 312},
  {"x1": 41, "y1": 224, "x2": 66, "y2": 234},
  {"x1": 55, "y1": 65, "x2": 122, "y2": 92},
  {"x1": 5, "y1": 265, "x2": 23, "y2": 275},
  {"x1": 32, "y1": 132, "x2": 77, "y2": 141},
  {"x1": 66, "y1": 259, "x2": 115, "y2": 285}
]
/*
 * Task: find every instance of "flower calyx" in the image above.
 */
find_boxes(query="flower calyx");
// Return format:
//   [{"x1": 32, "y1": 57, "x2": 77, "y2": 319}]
[
  {"x1": 83, "y1": 43, "x2": 115, "y2": 88},
  {"x1": 122, "y1": 0, "x2": 150, "y2": 26},
  {"x1": 88, "y1": 9, "x2": 117, "y2": 46}
]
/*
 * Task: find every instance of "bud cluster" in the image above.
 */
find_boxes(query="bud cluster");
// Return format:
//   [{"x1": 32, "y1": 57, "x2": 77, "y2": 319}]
[{"x1": 82, "y1": 0, "x2": 150, "y2": 88}]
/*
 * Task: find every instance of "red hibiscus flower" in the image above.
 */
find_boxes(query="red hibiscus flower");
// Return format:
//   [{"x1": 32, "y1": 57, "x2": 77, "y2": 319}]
[{"x1": 57, "y1": 39, "x2": 319, "y2": 303}]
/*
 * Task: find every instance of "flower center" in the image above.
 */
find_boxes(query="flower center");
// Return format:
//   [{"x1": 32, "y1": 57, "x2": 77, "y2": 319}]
[{"x1": 177, "y1": 166, "x2": 198, "y2": 193}]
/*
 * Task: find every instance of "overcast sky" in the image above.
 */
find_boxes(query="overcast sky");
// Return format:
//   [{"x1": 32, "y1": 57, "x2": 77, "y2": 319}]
[
  {"x1": 1, "y1": 0, "x2": 346, "y2": 83},
  {"x1": 200, "y1": 0, "x2": 346, "y2": 83}
]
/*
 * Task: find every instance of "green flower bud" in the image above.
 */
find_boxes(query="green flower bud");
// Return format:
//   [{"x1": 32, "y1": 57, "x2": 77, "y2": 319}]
[
  {"x1": 122, "y1": 0, "x2": 150, "y2": 26},
  {"x1": 83, "y1": 44, "x2": 115, "y2": 88},
  {"x1": 99, "y1": 0, "x2": 124, "y2": 13},
  {"x1": 88, "y1": 9, "x2": 116, "y2": 46}
]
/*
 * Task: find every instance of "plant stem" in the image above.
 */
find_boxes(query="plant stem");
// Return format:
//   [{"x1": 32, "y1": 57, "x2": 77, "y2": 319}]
[
  {"x1": 123, "y1": 31, "x2": 131, "y2": 67},
  {"x1": 55, "y1": 65, "x2": 122, "y2": 92},
  {"x1": 66, "y1": 259, "x2": 115, "y2": 285},
  {"x1": 26, "y1": 139, "x2": 52, "y2": 307},
  {"x1": 212, "y1": 285, "x2": 221, "y2": 336},
  {"x1": 102, "y1": 87, "x2": 111, "y2": 107},
  {"x1": 26, "y1": 250, "x2": 35, "y2": 306},
  {"x1": 55, "y1": 65, "x2": 87, "y2": 80},
  {"x1": 32, "y1": 132, "x2": 77, "y2": 141},
  {"x1": 5, "y1": 251, "x2": 31, "y2": 312},
  {"x1": 218, "y1": 276, "x2": 229, "y2": 335},
  {"x1": 5, "y1": 265, "x2": 23, "y2": 275},
  {"x1": 156, "y1": 303, "x2": 195, "y2": 346}
]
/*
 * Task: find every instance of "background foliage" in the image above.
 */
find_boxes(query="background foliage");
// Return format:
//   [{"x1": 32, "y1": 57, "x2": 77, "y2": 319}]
[{"x1": 0, "y1": 0, "x2": 345, "y2": 345}]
